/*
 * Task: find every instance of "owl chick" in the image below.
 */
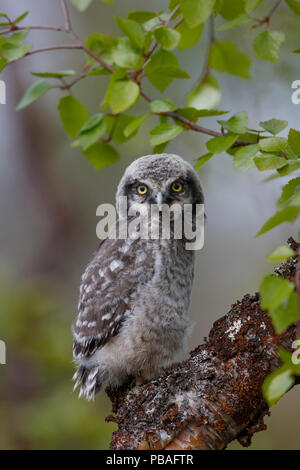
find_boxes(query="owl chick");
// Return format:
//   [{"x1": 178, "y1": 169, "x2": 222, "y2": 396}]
[{"x1": 73, "y1": 153, "x2": 204, "y2": 400}]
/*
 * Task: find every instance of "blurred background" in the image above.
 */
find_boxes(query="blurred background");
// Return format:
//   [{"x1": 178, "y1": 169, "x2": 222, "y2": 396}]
[{"x1": 0, "y1": 0, "x2": 299, "y2": 450}]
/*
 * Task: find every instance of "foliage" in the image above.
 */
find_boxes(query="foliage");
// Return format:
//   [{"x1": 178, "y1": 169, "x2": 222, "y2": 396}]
[{"x1": 1, "y1": 0, "x2": 300, "y2": 424}]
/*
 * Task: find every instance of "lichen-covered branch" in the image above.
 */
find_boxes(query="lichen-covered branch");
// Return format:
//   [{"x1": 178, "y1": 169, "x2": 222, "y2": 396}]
[{"x1": 107, "y1": 253, "x2": 298, "y2": 450}]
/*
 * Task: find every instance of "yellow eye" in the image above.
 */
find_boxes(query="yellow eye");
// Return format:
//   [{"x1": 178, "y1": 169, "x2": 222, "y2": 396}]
[
  {"x1": 137, "y1": 184, "x2": 148, "y2": 195},
  {"x1": 171, "y1": 181, "x2": 183, "y2": 192}
]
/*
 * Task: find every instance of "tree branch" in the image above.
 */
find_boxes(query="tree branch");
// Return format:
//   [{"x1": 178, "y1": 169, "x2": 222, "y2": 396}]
[
  {"x1": 60, "y1": 0, "x2": 72, "y2": 32},
  {"x1": 0, "y1": 6, "x2": 252, "y2": 147},
  {"x1": 25, "y1": 44, "x2": 82, "y2": 56},
  {"x1": 107, "y1": 246, "x2": 299, "y2": 450},
  {"x1": 252, "y1": 0, "x2": 282, "y2": 28}
]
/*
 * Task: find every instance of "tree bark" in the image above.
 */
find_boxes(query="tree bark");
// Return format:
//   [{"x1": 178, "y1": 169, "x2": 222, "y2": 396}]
[{"x1": 107, "y1": 243, "x2": 298, "y2": 450}]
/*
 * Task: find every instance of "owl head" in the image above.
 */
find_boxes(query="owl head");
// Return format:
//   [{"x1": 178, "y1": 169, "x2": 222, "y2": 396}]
[{"x1": 116, "y1": 153, "x2": 204, "y2": 216}]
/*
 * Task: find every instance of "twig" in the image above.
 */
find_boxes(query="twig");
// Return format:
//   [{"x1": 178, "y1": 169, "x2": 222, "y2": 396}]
[
  {"x1": 1, "y1": 5, "x2": 252, "y2": 148},
  {"x1": 60, "y1": 0, "x2": 72, "y2": 32},
  {"x1": 134, "y1": 5, "x2": 182, "y2": 79},
  {"x1": 252, "y1": 0, "x2": 282, "y2": 28},
  {"x1": 0, "y1": 25, "x2": 67, "y2": 34},
  {"x1": 25, "y1": 44, "x2": 82, "y2": 56},
  {"x1": 193, "y1": 14, "x2": 214, "y2": 89}
]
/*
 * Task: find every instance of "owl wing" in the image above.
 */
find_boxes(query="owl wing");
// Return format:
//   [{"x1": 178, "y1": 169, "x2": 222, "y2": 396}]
[{"x1": 73, "y1": 233, "x2": 154, "y2": 360}]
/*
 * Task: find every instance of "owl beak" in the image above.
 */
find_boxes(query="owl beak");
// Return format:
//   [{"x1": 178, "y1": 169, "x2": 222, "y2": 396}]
[{"x1": 155, "y1": 191, "x2": 163, "y2": 211}]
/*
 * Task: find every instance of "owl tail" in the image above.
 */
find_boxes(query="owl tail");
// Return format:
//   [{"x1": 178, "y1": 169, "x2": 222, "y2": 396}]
[{"x1": 73, "y1": 365, "x2": 105, "y2": 401}]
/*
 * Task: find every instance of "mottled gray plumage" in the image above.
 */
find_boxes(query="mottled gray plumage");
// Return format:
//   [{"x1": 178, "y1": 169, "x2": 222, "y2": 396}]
[{"x1": 73, "y1": 153, "x2": 204, "y2": 400}]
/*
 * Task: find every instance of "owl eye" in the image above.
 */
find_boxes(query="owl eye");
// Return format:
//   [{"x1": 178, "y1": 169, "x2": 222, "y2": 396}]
[
  {"x1": 137, "y1": 184, "x2": 148, "y2": 195},
  {"x1": 171, "y1": 181, "x2": 183, "y2": 193}
]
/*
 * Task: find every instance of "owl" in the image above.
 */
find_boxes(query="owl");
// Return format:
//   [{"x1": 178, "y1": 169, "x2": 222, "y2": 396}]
[{"x1": 73, "y1": 153, "x2": 204, "y2": 400}]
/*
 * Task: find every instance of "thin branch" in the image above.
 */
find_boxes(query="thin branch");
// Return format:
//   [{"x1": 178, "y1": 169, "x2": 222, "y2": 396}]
[
  {"x1": 60, "y1": 0, "x2": 72, "y2": 32},
  {"x1": 25, "y1": 44, "x2": 82, "y2": 56},
  {"x1": 0, "y1": 25, "x2": 67, "y2": 34},
  {"x1": 193, "y1": 14, "x2": 214, "y2": 89},
  {"x1": 1, "y1": 5, "x2": 252, "y2": 148},
  {"x1": 134, "y1": 5, "x2": 182, "y2": 79},
  {"x1": 252, "y1": 0, "x2": 282, "y2": 28},
  {"x1": 69, "y1": 29, "x2": 115, "y2": 73},
  {"x1": 173, "y1": 16, "x2": 184, "y2": 29}
]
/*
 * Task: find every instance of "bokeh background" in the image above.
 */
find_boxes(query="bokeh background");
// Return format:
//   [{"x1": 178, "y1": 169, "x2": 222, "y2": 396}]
[{"x1": 0, "y1": 0, "x2": 299, "y2": 450}]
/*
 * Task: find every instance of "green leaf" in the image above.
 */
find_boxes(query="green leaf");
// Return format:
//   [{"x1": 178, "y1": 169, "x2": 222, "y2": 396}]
[
  {"x1": 259, "y1": 137, "x2": 288, "y2": 153},
  {"x1": 233, "y1": 143, "x2": 259, "y2": 170},
  {"x1": 106, "y1": 79, "x2": 140, "y2": 114},
  {"x1": 220, "y1": 0, "x2": 245, "y2": 20},
  {"x1": 81, "y1": 113, "x2": 104, "y2": 133},
  {"x1": 177, "y1": 21, "x2": 203, "y2": 50},
  {"x1": 186, "y1": 74, "x2": 220, "y2": 110},
  {"x1": 112, "y1": 114, "x2": 139, "y2": 144},
  {"x1": 267, "y1": 245, "x2": 295, "y2": 262},
  {"x1": 16, "y1": 80, "x2": 51, "y2": 110},
  {"x1": 115, "y1": 17, "x2": 145, "y2": 49},
  {"x1": 123, "y1": 113, "x2": 150, "y2": 138},
  {"x1": 179, "y1": 0, "x2": 215, "y2": 28},
  {"x1": 194, "y1": 152, "x2": 214, "y2": 170},
  {"x1": 0, "y1": 57, "x2": 7, "y2": 72},
  {"x1": 31, "y1": 70, "x2": 76, "y2": 78},
  {"x1": 206, "y1": 134, "x2": 238, "y2": 154},
  {"x1": 57, "y1": 95, "x2": 89, "y2": 139},
  {"x1": 288, "y1": 128, "x2": 300, "y2": 155},
  {"x1": 153, "y1": 142, "x2": 169, "y2": 154},
  {"x1": 253, "y1": 30, "x2": 285, "y2": 63},
  {"x1": 150, "y1": 124, "x2": 183, "y2": 146},
  {"x1": 278, "y1": 161, "x2": 300, "y2": 176},
  {"x1": 263, "y1": 365, "x2": 295, "y2": 407},
  {"x1": 285, "y1": 0, "x2": 300, "y2": 16},
  {"x1": 177, "y1": 107, "x2": 228, "y2": 121},
  {"x1": 112, "y1": 38, "x2": 143, "y2": 69},
  {"x1": 83, "y1": 142, "x2": 119, "y2": 169},
  {"x1": 254, "y1": 155, "x2": 287, "y2": 171},
  {"x1": 153, "y1": 27, "x2": 181, "y2": 50},
  {"x1": 79, "y1": 114, "x2": 106, "y2": 150},
  {"x1": 145, "y1": 50, "x2": 190, "y2": 92},
  {"x1": 150, "y1": 99, "x2": 177, "y2": 113},
  {"x1": 127, "y1": 11, "x2": 157, "y2": 23},
  {"x1": 270, "y1": 292, "x2": 298, "y2": 334},
  {"x1": 71, "y1": 0, "x2": 93, "y2": 11},
  {"x1": 1, "y1": 43, "x2": 32, "y2": 62},
  {"x1": 259, "y1": 119, "x2": 288, "y2": 136},
  {"x1": 100, "y1": 0, "x2": 115, "y2": 4},
  {"x1": 209, "y1": 41, "x2": 251, "y2": 79},
  {"x1": 244, "y1": 0, "x2": 263, "y2": 13},
  {"x1": 260, "y1": 274, "x2": 295, "y2": 311},
  {"x1": 5, "y1": 29, "x2": 29, "y2": 45},
  {"x1": 14, "y1": 11, "x2": 29, "y2": 23},
  {"x1": 218, "y1": 111, "x2": 248, "y2": 134},
  {"x1": 143, "y1": 16, "x2": 164, "y2": 32},
  {"x1": 279, "y1": 348, "x2": 300, "y2": 375},
  {"x1": 85, "y1": 33, "x2": 117, "y2": 66},
  {"x1": 217, "y1": 13, "x2": 250, "y2": 31},
  {"x1": 278, "y1": 178, "x2": 300, "y2": 208},
  {"x1": 256, "y1": 206, "x2": 300, "y2": 236},
  {"x1": 87, "y1": 66, "x2": 111, "y2": 76}
]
